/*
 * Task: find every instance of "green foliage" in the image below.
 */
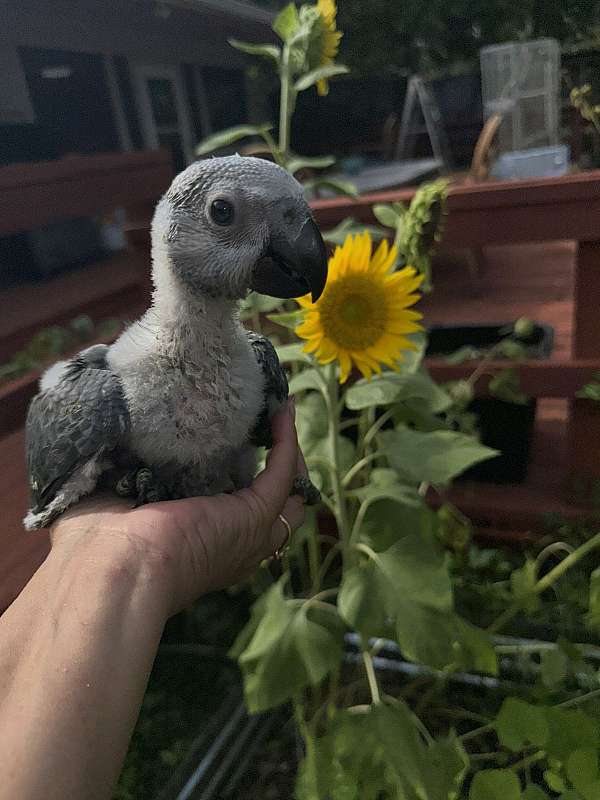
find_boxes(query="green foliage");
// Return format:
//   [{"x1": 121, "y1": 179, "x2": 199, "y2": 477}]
[
  {"x1": 195, "y1": 124, "x2": 274, "y2": 156},
  {"x1": 470, "y1": 769, "x2": 521, "y2": 800},
  {"x1": 380, "y1": 427, "x2": 499, "y2": 486},
  {"x1": 577, "y1": 372, "x2": 600, "y2": 403},
  {"x1": 336, "y1": 0, "x2": 600, "y2": 77},
  {"x1": 297, "y1": 704, "x2": 468, "y2": 800},
  {"x1": 237, "y1": 580, "x2": 344, "y2": 713},
  {"x1": 345, "y1": 368, "x2": 451, "y2": 412},
  {"x1": 195, "y1": 0, "x2": 350, "y2": 196}
]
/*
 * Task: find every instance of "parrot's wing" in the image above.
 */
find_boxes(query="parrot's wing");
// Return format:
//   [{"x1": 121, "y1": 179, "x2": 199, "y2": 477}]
[
  {"x1": 24, "y1": 345, "x2": 130, "y2": 529},
  {"x1": 247, "y1": 331, "x2": 288, "y2": 449}
]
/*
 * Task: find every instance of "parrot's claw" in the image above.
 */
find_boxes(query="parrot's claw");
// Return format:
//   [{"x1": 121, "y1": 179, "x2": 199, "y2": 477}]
[
  {"x1": 116, "y1": 470, "x2": 137, "y2": 497},
  {"x1": 133, "y1": 468, "x2": 168, "y2": 506},
  {"x1": 292, "y1": 475, "x2": 321, "y2": 506}
]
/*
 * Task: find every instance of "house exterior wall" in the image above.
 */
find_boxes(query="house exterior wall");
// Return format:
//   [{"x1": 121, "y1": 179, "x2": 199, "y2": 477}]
[
  {"x1": 0, "y1": 0, "x2": 272, "y2": 166},
  {"x1": 2, "y1": 0, "x2": 266, "y2": 68}
]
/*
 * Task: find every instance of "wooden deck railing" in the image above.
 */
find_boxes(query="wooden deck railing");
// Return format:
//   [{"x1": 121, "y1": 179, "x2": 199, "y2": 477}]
[
  {"x1": 311, "y1": 171, "x2": 600, "y2": 504},
  {"x1": 0, "y1": 150, "x2": 174, "y2": 437}
]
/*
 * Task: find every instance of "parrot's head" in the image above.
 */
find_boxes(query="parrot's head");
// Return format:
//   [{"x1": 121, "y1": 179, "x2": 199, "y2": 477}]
[{"x1": 152, "y1": 155, "x2": 328, "y2": 302}]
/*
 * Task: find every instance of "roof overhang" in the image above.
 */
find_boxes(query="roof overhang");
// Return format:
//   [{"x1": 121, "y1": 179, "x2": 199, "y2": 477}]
[{"x1": 154, "y1": 0, "x2": 274, "y2": 26}]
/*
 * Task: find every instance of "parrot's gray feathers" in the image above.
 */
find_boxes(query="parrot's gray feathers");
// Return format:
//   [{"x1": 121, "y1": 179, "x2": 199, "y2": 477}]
[
  {"x1": 247, "y1": 332, "x2": 289, "y2": 448},
  {"x1": 24, "y1": 346, "x2": 130, "y2": 530}
]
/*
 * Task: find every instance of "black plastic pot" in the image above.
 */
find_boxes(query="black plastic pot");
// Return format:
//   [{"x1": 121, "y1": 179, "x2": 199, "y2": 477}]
[{"x1": 426, "y1": 323, "x2": 554, "y2": 484}]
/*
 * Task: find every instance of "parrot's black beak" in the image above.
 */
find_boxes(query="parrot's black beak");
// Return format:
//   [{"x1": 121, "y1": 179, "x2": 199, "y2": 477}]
[{"x1": 252, "y1": 218, "x2": 328, "y2": 302}]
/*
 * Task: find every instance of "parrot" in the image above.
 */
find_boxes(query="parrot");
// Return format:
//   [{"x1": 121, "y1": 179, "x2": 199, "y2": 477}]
[{"x1": 24, "y1": 156, "x2": 327, "y2": 531}]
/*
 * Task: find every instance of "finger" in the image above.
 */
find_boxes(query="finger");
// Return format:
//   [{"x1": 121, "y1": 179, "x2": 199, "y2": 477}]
[
  {"x1": 297, "y1": 446, "x2": 308, "y2": 478},
  {"x1": 251, "y1": 400, "x2": 298, "y2": 517}
]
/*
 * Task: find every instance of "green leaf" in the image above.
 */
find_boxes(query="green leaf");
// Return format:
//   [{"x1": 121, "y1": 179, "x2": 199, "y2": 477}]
[
  {"x1": 276, "y1": 342, "x2": 312, "y2": 364},
  {"x1": 544, "y1": 770, "x2": 567, "y2": 793},
  {"x1": 586, "y1": 566, "x2": 600, "y2": 633},
  {"x1": 287, "y1": 155, "x2": 336, "y2": 174},
  {"x1": 272, "y1": 2, "x2": 299, "y2": 41},
  {"x1": 351, "y1": 485, "x2": 425, "y2": 552},
  {"x1": 340, "y1": 528, "x2": 451, "y2": 638},
  {"x1": 427, "y1": 732, "x2": 470, "y2": 800},
  {"x1": 522, "y1": 787, "x2": 549, "y2": 800},
  {"x1": 373, "y1": 703, "x2": 428, "y2": 795},
  {"x1": 510, "y1": 559, "x2": 541, "y2": 614},
  {"x1": 228, "y1": 39, "x2": 280, "y2": 63},
  {"x1": 489, "y1": 368, "x2": 529, "y2": 405},
  {"x1": 289, "y1": 368, "x2": 324, "y2": 395},
  {"x1": 239, "y1": 291, "x2": 282, "y2": 318},
  {"x1": 266, "y1": 309, "x2": 305, "y2": 330},
  {"x1": 345, "y1": 368, "x2": 452, "y2": 413},
  {"x1": 544, "y1": 707, "x2": 600, "y2": 762},
  {"x1": 238, "y1": 581, "x2": 344, "y2": 713},
  {"x1": 322, "y1": 217, "x2": 386, "y2": 245},
  {"x1": 567, "y1": 748, "x2": 600, "y2": 799},
  {"x1": 295, "y1": 64, "x2": 350, "y2": 92},
  {"x1": 469, "y1": 769, "x2": 521, "y2": 800},
  {"x1": 381, "y1": 426, "x2": 499, "y2": 486},
  {"x1": 540, "y1": 648, "x2": 569, "y2": 687},
  {"x1": 495, "y1": 698, "x2": 549, "y2": 752},
  {"x1": 196, "y1": 124, "x2": 273, "y2": 155},
  {"x1": 303, "y1": 177, "x2": 359, "y2": 198},
  {"x1": 397, "y1": 607, "x2": 497, "y2": 674},
  {"x1": 372, "y1": 204, "x2": 401, "y2": 228},
  {"x1": 337, "y1": 560, "x2": 391, "y2": 638}
]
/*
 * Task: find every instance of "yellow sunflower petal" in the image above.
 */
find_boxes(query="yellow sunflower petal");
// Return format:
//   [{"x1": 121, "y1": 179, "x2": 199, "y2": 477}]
[{"x1": 295, "y1": 228, "x2": 424, "y2": 383}]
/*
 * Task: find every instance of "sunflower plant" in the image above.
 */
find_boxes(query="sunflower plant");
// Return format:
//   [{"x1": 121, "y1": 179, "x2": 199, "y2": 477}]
[
  {"x1": 196, "y1": 0, "x2": 353, "y2": 197},
  {"x1": 229, "y1": 224, "x2": 600, "y2": 797},
  {"x1": 192, "y1": 6, "x2": 600, "y2": 798}
]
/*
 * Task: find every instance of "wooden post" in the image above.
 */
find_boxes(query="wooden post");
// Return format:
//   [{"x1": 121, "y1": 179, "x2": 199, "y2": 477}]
[{"x1": 567, "y1": 240, "x2": 600, "y2": 504}]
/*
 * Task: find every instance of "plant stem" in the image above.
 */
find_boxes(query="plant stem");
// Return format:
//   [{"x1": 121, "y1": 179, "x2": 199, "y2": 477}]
[
  {"x1": 558, "y1": 686, "x2": 600, "y2": 709},
  {"x1": 313, "y1": 541, "x2": 343, "y2": 594},
  {"x1": 488, "y1": 530, "x2": 600, "y2": 635},
  {"x1": 361, "y1": 407, "x2": 395, "y2": 456},
  {"x1": 362, "y1": 650, "x2": 381, "y2": 704},
  {"x1": 278, "y1": 43, "x2": 292, "y2": 161},
  {"x1": 509, "y1": 750, "x2": 546, "y2": 774},
  {"x1": 326, "y1": 366, "x2": 352, "y2": 547},
  {"x1": 460, "y1": 722, "x2": 495, "y2": 744},
  {"x1": 342, "y1": 451, "x2": 385, "y2": 488}
]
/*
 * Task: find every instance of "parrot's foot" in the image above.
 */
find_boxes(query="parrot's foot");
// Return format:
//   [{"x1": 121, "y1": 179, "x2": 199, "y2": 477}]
[
  {"x1": 292, "y1": 474, "x2": 321, "y2": 506},
  {"x1": 115, "y1": 468, "x2": 168, "y2": 505},
  {"x1": 115, "y1": 470, "x2": 137, "y2": 498},
  {"x1": 134, "y1": 468, "x2": 169, "y2": 506}
]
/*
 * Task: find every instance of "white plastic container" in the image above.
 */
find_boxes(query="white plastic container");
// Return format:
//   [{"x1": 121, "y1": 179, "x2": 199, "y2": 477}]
[
  {"x1": 481, "y1": 39, "x2": 560, "y2": 154},
  {"x1": 490, "y1": 145, "x2": 570, "y2": 180}
]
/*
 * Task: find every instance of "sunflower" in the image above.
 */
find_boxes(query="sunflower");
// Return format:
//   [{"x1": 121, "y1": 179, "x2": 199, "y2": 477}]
[
  {"x1": 311, "y1": 0, "x2": 342, "y2": 96},
  {"x1": 295, "y1": 232, "x2": 424, "y2": 384}
]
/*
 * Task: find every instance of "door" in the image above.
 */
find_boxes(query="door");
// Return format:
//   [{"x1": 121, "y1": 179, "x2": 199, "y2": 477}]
[{"x1": 133, "y1": 64, "x2": 194, "y2": 172}]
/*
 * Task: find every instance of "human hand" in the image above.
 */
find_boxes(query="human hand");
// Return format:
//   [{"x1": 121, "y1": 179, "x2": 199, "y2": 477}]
[{"x1": 49, "y1": 400, "x2": 305, "y2": 616}]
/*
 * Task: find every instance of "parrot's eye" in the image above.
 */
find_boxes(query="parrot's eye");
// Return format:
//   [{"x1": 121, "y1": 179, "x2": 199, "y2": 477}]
[{"x1": 210, "y1": 199, "x2": 235, "y2": 226}]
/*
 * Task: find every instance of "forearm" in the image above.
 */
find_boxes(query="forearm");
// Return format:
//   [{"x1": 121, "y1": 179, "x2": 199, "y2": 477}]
[{"x1": 0, "y1": 536, "x2": 171, "y2": 800}]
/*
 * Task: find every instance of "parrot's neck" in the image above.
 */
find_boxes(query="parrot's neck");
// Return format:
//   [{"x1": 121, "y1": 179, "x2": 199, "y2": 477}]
[{"x1": 149, "y1": 260, "x2": 240, "y2": 361}]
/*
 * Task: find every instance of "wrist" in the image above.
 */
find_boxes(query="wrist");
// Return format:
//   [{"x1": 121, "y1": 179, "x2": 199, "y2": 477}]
[{"x1": 48, "y1": 524, "x2": 175, "y2": 623}]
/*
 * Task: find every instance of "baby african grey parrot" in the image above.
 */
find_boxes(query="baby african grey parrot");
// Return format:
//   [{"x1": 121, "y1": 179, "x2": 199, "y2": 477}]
[{"x1": 24, "y1": 156, "x2": 327, "y2": 530}]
